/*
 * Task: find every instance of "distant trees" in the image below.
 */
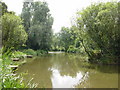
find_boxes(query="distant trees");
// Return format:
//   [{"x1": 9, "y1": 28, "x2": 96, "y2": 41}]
[
  {"x1": 1, "y1": 0, "x2": 119, "y2": 64},
  {"x1": 52, "y1": 26, "x2": 80, "y2": 52},
  {"x1": 51, "y1": 33, "x2": 61, "y2": 51},
  {"x1": 21, "y1": 1, "x2": 53, "y2": 51},
  {"x1": 59, "y1": 27, "x2": 71, "y2": 51},
  {"x1": 52, "y1": 1, "x2": 119, "y2": 64},
  {"x1": 58, "y1": 26, "x2": 78, "y2": 52}
]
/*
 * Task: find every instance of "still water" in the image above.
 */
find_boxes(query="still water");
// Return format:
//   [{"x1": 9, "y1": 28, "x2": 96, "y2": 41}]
[{"x1": 17, "y1": 52, "x2": 119, "y2": 88}]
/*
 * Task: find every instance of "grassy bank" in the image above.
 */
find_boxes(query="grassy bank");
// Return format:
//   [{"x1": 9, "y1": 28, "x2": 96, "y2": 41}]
[
  {"x1": 0, "y1": 53, "x2": 37, "y2": 89},
  {"x1": 11, "y1": 49, "x2": 48, "y2": 58},
  {"x1": 0, "y1": 49, "x2": 48, "y2": 89},
  {"x1": 8, "y1": 49, "x2": 48, "y2": 69}
]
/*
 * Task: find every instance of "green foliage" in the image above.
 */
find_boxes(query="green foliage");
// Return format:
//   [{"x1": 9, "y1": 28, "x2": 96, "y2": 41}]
[
  {"x1": 22, "y1": 49, "x2": 47, "y2": 56},
  {"x1": 67, "y1": 45, "x2": 85, "y2": 54},
  {"x1": 11, "y1": 51, "x2": 26, "y2": 58},
  {"x1": 0, "y1": 29, "x2": 1, "y2": 48},
  {"x1": 3, "y1": 74, "x2": 25, "y2": 88},
  {"x1": 22, "y1": 49, "x2": 37, "y2": 56},
  {"x1": 36, "y1": 50, "x2": 47, "y2": 56},
  {"x1": 51, "y1": 26, "x2": 82, "y2": 52},
  {"x1": 58, "y1": 26, "x2": 79, "y2": 52},
  {"x1": 59, "y1": 27, "x2": 72, "y2": 51},
  {"x1": 21, "y1": 1, "x2": 53, "y2": 51},
  {"x1": 0, "y1": 52, "x2": 2, "y2": 89},
  {"x1": 1, "y1": 52, "x2": 37, "y2": 88},
  {"x1": 1, "y1": 13, "x2": 28, "y2": 53},
  {"x1": 67, "y1": 45, "x2": 77, "y2": 53},
  {"x1": 1, "y1": 55, "x2": 22, "y2": 88},
  {"x1": 0, "y1": 48, "x2": 2, "y2": 54},
  {"x1": 51, "y1": 33, "x2": 61, "y2": 51},
  {"x1": 76, "y1": 1, "x2": 119, "y2": 64},
  {"x1": 0, "y1": 1, "x2": 8, "y2": 16},
  {"x1": 51, "y1": 1, "x2": 119, "y2": 64}
]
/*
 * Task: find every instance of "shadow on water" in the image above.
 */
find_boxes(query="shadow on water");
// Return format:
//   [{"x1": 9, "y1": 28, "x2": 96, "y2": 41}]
[
  {"x1": 93, "y1": 64, "x2": 118, "y2": 73},
  {"x1": 81, "y1": 63, "x2": 119, "y2": 74}
]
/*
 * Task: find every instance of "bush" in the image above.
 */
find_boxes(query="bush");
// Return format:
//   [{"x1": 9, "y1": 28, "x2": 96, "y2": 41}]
[
  {"x1": 67, "y1": 45, "x2": 82, "y2": 53},
  {"x1": 11, "y1": 51, "x2": 26, "y2": 59},
  {"x1": 22, "y1": 49, "x2": 37, "y2": 56},
  {"x1": 67, "y1": 45, "x2": 76, "y2": 53},
  {"x1": 36, "y1": 50, "x2": 47, "y2": 56}
]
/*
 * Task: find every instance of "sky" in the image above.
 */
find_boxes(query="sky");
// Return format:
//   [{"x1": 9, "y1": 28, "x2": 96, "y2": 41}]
[{"x1": 3, "y1": 0, "x2": 114, "y2": 33}]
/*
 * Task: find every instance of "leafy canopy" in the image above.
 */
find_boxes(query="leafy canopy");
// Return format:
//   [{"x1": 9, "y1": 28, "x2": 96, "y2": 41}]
[{"x1": 1, "y1": 13, "x2": 28, "y2": 52}]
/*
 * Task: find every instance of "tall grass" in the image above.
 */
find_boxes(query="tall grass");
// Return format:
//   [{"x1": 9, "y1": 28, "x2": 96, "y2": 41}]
[{"x1": 1, "y1": 51, "x2": 37, "y2": 88}]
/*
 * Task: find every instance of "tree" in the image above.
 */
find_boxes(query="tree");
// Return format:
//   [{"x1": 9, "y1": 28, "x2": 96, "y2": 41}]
[
  {"x1": 77, "y1": 1, "x2": 119, "y2": 63},
  {"x1": 59, "y1": 27, "x2": 71, "y2": 51},
  {"x1": 0, "y1": 1, "x2": 8, "y2": 16},
  {"x1": 58, "y1": 26, "x2": 79, "y2": 52},
  {"x1": 51, "y1": 33, "x2": 62, "y2": 51},
  {"x1": 1, "y1": 13, "x2": 28, "y2": 52},
  {"x1": 0, "y1": 1, "x2": 8, "y2": 48},
  {"x1": 21, "y1": 1, "x2": 53, "y2": 51},
  {"x1": 21, "y1": 1, "x2": 33, "y2": 32}
]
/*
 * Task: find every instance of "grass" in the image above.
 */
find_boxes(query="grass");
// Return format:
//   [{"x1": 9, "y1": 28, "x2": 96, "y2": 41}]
[
  {"x1": 0, "y1": 49, "x2": 38, "y2": 88},
  {"x1": 1, "y1": 55, "x2": 37, "y2": 88},
  {"x1": 10, "y1": 49, "x2": 48, "y2": 66}
]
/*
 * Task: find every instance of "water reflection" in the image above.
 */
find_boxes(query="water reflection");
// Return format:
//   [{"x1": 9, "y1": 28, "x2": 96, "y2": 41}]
[
  {"x1": 17, "y1": 53, "x2": 119, "y2": 88},
  {"x1": 49, "y1": 68, "x2": 88, "y2": 88}
]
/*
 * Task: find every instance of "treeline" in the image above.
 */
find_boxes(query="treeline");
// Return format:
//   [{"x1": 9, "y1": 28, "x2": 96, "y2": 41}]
[
  {"x1": 1, "y1": 1, "x2": 120, "y2": 64},
  {"x1": 1, "y1": 0, "x2": 53, "y2": 53},
  {"x1": 52, "y1": 1, "x2": 120, "y2": 64}
]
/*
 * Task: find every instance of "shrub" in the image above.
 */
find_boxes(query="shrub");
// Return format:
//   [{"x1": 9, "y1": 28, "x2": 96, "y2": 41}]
[
  {"x1": 36, "y1": 50, "x2": 47, "y2": 56},
  {"x1": 67, "y1": 45, "x2": 75, "y2": 53},
  {"x1": 67, "y1": 45, "x2": 82, "y2": 53},
  {"x1": 11, "y1": 51, "x2": 26, "y2": 59},
  {"x1": 22, "y1": 49, "x2": 37, "y2": 56}
]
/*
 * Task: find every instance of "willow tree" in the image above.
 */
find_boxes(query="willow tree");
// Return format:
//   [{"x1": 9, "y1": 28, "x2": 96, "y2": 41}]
[{"x1": 21, "y1": 1, "x2": 53, "y2": 51}]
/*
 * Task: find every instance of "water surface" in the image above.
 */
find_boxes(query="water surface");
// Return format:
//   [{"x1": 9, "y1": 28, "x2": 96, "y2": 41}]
[{"x1": 17, "y1": 53, "x2": 118, "y2": 88}]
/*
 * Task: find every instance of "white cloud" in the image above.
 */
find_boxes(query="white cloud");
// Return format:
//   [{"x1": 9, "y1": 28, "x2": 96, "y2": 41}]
[
  {"x1": 3, "y1": 0, "x2": 114, "y2": 33},
  {"x1": 3, "y1": 0, "x2": 23, "y2": 15}
]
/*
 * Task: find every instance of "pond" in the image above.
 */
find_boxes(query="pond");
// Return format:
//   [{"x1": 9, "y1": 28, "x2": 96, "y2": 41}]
[{"x1": 17, "y1": 52, "x2": 119, "y2": 88}]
